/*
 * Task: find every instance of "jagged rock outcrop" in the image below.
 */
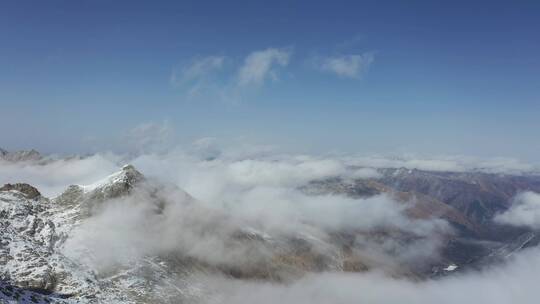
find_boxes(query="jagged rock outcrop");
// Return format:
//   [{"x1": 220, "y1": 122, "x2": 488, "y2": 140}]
[
  {"x1": 0, "y1": 188, "x2": 61, "y2": 296},
  {"x1": 0, "y1": 166, "x2": 150, "y2": 303},
  {"x1": 0, "y1": 149, "x2": 42, "y2": 162},
  {"x1": 0, "y1": 183, "x2": 41, "y2": 200}
]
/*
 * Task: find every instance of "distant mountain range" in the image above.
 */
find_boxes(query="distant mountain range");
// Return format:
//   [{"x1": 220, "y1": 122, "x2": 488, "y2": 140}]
[
  {"x1": 303, "y1": 167, "x2": 540, "y2": 273},
  {"x1": 0, "y1": 148, "x2": 42, "y2": 162}
]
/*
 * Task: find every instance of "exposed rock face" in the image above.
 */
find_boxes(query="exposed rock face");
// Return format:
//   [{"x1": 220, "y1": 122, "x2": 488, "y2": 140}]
[
  {"x1": 0, "y1": 149, "x2": 42, "y2": 162},
  {"x1": 0, "y1": 281, "x2": 55, "y2": 304},
  {"x1": 0, "y1": 189, "x2": 61, "y2": 295},
  {"x1": 0, "y1": 166, "x2": 150, "y2": 303},
  {"x1": 77, "y1": 164, "x2": 145, "y2": 216},
  {"x1": 54, "y1": 185, "x2": 84, "y2": 207},
  {"x1": 86, "y1": 164, "x2": 144, "y2": 200},
  {"x1": 0, "y1": 183, "x2": 41, "y2": 199},
  {"x1": 376, "y1": 168, "x2": 540, "y2": 224}
]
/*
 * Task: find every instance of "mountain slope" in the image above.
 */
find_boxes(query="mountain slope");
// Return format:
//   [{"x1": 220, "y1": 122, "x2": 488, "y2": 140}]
[{"x1": 303, "y1": 167, "x2": 540, "y2": 272}]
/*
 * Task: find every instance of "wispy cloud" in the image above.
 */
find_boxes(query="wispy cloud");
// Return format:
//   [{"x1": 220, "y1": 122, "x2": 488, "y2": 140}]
[
  {"x1": 317, "y1": 53, "x2": 374, "y2": 78},
  {"x1": 170, "y1": 56, "x2": 225, "y2": 86},
  {"x1": 237, "y1": 48, "x2": 291, "y2": 86},
  {"x1": 170, "y1": 48, "x2": 375, "y2": 104},
  {"x1": 170, "y1": 49, "x2": 291, "y2": 103},
  {"x1": 126, "y1": 121, "x2": 175, "y2": 153}
]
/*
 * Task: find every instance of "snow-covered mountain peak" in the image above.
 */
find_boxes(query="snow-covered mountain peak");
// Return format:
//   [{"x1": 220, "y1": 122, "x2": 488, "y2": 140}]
[
  {"x1": 52, "y1": 164, "x2": 147, "y2": 218},
  {"x1": 78, "y1": 164, "x2": 144, "y2": 194}
]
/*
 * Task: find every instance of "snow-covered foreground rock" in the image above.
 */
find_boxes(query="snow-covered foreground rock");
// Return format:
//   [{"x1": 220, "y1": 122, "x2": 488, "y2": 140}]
[
  {"x1": 0, "y1": 281, "x2": 55, "y2": 304},
  {"x1": 0, "y1": 166, "x2": 204, "y2": 303}
]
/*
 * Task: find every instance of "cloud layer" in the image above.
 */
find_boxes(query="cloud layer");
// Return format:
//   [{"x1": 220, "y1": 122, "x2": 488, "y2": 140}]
[
  {"x1": 495, "y1": 191, "x2": 540, "y2": 229},
  {"x1": 58, "y1": 149, "x2": 447, "y2": 276},
  {"x1": 2, "y1": 142, "x2": 540, "y2": 303},
  {"x1": 202, "y1": 247, "x2": 540, "y2": 304}
]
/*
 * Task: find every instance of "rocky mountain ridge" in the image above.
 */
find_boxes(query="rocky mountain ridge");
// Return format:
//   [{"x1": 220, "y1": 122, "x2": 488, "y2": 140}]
[
  {"x1": 303, "y1": 167, "x2": 540, "y2": 270},
  {"x1": 0, "y1": 149, "x2": 42, "y2": 163}
]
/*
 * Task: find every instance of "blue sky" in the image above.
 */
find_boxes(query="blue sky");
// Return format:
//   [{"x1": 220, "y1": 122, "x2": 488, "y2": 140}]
[{"x1": 1, "y1": 0, "x2": 539, "y2": 159}]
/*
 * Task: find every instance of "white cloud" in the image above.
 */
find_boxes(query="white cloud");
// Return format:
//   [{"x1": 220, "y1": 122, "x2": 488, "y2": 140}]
[
  {"x1": 0, "y1": 154, "x2": 120, "y2": 197},
  {"x1": 318, "y1": 53, "x2": 374, "y2": 78},
  {"x1": 495, "y1": 191, "x2": 540, "y2": 229},
  {"x1": 170, "y1": 56, "x2": 225, "y2": 85},
  {"x1": 237, "y1": 48, "x2": 291, "y2": 86},
  {"x1": 170, "y1": 49, "x2": 290, "y2": 103},
  {"x1": 1, "y1": 140, "x2": 537, "y2": 201},
  {"x1": 129, "y1": 148, "x2": 449, "y2": 268},
  {"x1": 170, "y1": 56, "x2": 227, "y2": 101}
]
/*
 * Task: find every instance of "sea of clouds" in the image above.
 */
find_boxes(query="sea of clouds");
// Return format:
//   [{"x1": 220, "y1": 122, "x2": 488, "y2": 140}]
[{"x1": 1, "y1": 137, "x2": 540, "y2": 303}]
